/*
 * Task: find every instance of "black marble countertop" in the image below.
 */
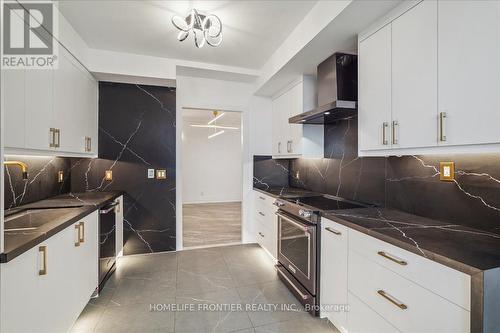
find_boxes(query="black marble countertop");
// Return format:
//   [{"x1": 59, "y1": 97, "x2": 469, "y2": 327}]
[
  {"x1": 253, "y1": 186, "x2": 322, "y2": 199},
  {"x1": 1, "y1": 191, "x2": 124, "y2": 263},
  {"x1": 324, "y1": 208, "x2": 500, "y2": 275},
  {"x1": 254, "y1": 186, "x2": 500, "y2": 275}
]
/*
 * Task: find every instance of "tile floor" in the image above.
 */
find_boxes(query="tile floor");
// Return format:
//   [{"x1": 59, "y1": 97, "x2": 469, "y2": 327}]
[
  {"x1": 183, "y1": 202, "x2": 242, "y2": 248},
  {"x1": 71, "y1": 244, "x2": 338, "y2": 333}
]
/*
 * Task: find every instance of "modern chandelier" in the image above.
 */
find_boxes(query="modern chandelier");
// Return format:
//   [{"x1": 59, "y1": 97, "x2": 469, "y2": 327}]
[{"x1": 171, "y1": 9, "x2": 223, "y2": 48}]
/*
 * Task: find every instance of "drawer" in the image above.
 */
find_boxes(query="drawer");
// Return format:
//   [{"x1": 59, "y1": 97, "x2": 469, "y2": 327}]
[
  {"x1": 254, "y1": 191, "x2": 275, "y2": 209},
  {"x1": 321, "y1": 217, "x2": 349, "y2": 236},
  {"x1": 349, "y1": 250, "x2": 470, "y2": 333},
  {"x1": 347, "y1": 292, "x2": 401, "y2": 333},
  {"x1": 255, "y1": 219, "x2": 276, "y2": 259},
  {"x1": 349, "y1": 228, "x2": 470, "y2": 310}
]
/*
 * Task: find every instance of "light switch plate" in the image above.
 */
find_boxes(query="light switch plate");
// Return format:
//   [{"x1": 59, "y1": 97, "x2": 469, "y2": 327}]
[
  {"x1": 439, "y1": 162, "x2": 455, "y2": 181},
  {"x1": 156, "y1": 169, "x2": 167, "y2": 180},
  {"x1": 147, "y1": 169, "x2": 155, "y2": 179}
]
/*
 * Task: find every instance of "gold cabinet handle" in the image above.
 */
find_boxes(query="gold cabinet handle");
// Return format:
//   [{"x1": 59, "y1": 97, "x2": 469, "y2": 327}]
[
  {"x1": 439, "y1": 112, "x2": 447, "y2": 142},
  {"x1": 79, "y1": 222, "x2": 85, "y2": 243},
  {"x1": 39, "y1": 246, "x2": 47, "y2": 275},
  {"x1": 377, "y1": 290, "x2": 407, "y2": 310},
  {"x1": 258, "y1": 232, "x2": 264, "y2": 238},
  {"x1": 74, "y1": 225, "x2": 80, "y2": 246},
  {"x1": 278, "y1": 142, "x2": 281, "y2": 154},
  {"x1": 377, "y1": 251, "x2": 407, "y2": 266},
  {"x1": 259, "y1": 196, "x2": 266, "y2": 201},
  {"x1": 258, "y1": 211, "x2": 265, "y2": 217},
  {"x1": 49, "y1": 128, "x2": 56, "y2": 148},
  {"x1": 53, "y1": 128, "x2": 60, "y2": 148},
  {"x1": 382, "y1": 122, "x2": 389, "y2": 145},
  {"x1": 88, "y1": 137, "x2": 92, "y2": 151},
  {"x1": 392, "y1": 121, "x2": 398, "y2": 145},
  {"x1": 325, "y1": 227, "x2": 342, "y2": 235}
]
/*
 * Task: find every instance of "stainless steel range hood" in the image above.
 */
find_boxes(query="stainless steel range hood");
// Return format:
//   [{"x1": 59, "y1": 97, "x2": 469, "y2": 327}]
[{"x1": 289, "y1": 53, "x2": 357, "y2": 124}]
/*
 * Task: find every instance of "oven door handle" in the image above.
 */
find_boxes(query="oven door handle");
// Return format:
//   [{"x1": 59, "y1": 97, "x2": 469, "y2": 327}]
[
  {"x1": 275, "y1": 212, "x2": 311, "y2": 232},
  {"x1": 276, "y1": 266, "x2": 309, "y2": 300}
]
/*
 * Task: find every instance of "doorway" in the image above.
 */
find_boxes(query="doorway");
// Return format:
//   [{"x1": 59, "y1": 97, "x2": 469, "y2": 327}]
[{"x1": 181, "y1": 108, "x2": 243, "y2": 248}]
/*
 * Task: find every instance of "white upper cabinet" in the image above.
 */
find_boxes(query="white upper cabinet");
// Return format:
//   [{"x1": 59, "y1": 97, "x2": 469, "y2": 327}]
[
  {"x1": 392, "y1": 0, "x2": 437, "y2": 149},
  {"x1": 3, "y1": 69, "x2": 26, "y2": 149},
  {"x1": 1, "y1": 7, "x2": 98, "y2": 156},
  {"x1": 25, "y1": 69, "x2": 53, "y2": 151},
  {"x1": 358, "y1": 24, "x2": 392, "y2": 151},
  {"x1": 437, "y1": 0, "x2": 500, "y2": 146},
  {"x1": 271, "y1": 76, "x2": 323, "y2": 158},
  {"x1": 359, "y1": 0, "x2": 500, "y2": 156}
]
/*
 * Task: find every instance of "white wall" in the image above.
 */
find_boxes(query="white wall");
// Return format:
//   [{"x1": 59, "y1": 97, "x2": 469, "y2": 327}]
[
  {"x1": 176, "y1": 75, "x2": 273, "y2": 249},
  {"x1": 182, "y1": 119, "x2": 242, "y2": 204}
]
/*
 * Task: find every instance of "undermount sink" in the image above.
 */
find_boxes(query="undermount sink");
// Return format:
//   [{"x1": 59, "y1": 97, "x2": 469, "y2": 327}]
[{"x1": 4, "y1": 207, "x2": 82, "y2": 231}]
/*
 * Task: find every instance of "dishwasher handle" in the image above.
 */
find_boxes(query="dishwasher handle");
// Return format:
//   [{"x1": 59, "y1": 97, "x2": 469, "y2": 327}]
[{"x1": 99, "y1": 201, "x2": 119, "y2": 214}]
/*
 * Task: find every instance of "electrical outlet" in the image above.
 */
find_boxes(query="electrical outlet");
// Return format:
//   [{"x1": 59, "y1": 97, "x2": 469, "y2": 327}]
[
  {"x1": 147, "y1": 169, "x2": 155, "y2": 179},
  {"x1": 439, "y1": 162, "x2": 455, "y2": 181},
  {"x1": 105, "y1": 170, "x2": 113, "y2": 181}
]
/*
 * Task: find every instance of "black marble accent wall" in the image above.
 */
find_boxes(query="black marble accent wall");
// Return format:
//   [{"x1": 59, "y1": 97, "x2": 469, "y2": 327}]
[
  {"x1": 253, "y1": 117, "x2": 500, "y2": 234},
  {"x1": 3, "y1": 156, "x2": 71, "y2": 209},
  {"x1": 71, "y1": 82, "x2": 176, "y2": 255},
  {"x1": 253, "y1": 156, "x2": 290, "y2": 190}
]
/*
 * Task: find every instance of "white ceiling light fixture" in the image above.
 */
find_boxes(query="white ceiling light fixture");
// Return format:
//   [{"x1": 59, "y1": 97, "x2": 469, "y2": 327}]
[
  {"x1": 208, "y1": 130, "x2": 225, "y2": 139},
  {"x1": 171, "y1": 9, "x2": 223, "y2": 48},
  {"x1": 190, "y1": 124, "x2": 239, "y2": 130}
]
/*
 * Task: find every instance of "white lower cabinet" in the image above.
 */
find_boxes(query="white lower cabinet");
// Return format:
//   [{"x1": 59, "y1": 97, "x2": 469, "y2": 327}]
[
  {"x1": 320, "y1": 218, "x2": 349, "y2": 332},
  {"x1": 0, "y1": 211, "x2": 99, "y2": 333},
  {"x1": 253, "y1": 191, "x2": 278, "y2": 259},
  {"x1": 320, "y1": 217, "x2": 471, "y2": 333},
  {"x1": 347, "y1": 292, "x2": 401, "y2": 333}
]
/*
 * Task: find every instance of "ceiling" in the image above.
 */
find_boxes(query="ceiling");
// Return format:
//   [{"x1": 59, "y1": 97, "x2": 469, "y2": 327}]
[
  {"x1": 182, "y1": 108, "x2": 241, "y2": 127},
  {"x1": 58, "y1": 0, "x2": 317, "y2": 70}
]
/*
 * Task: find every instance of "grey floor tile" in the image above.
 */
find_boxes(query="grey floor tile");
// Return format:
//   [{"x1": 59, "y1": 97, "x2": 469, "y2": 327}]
[
  {"x1": 117, "y1": 252, "x2": 178, "y2": 277},
  {"x1": 93, "y1": 301, "x2": 175, "y2": 333},
  {"x1": 175, "y1": 289, "x2": 252, "y2": 333},
  {"x1": 176, "y1": 267, "x2": 236, "y2": 297},
  {"x1": 69, "y1": 303, "x2": 105, "y2": 333},
  {"x1": 89, "y1": 286, "x2": 115, "y2": 308},
  {"x1": 237, "y1": 280, "x2": 310, "y2": 327},
  {"x1": 254, "y1": 317, "x2": 337, "y2": 333},
  {"x1": 111, "y1": 275, "x2": 176, "y2": 306}
]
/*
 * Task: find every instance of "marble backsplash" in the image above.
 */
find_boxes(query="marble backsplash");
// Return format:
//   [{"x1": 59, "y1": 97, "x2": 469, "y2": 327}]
[
  {"x1": 3, "y1": 156, "x2": 72, "y2": 209},
  {"x1": 70, "y1": 82, "x2": 176, "y2": 255},
  {"x1": 254, "y1": 118, "x2": 500, "y2": 234}
]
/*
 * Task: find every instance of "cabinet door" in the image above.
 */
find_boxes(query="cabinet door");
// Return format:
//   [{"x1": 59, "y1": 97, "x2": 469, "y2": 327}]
[
  {"x1": 288, "y1": 83, "x2": 303, "y2": 155},
  {"x1": 3, "y1": 69, "x2": 26, "y2": 148},
  {"x1": 53, "y1": 48, "x2": 86, "y2": 153},
  {"x1": 392, "y1": 0, "x2": 438, "y2": 149},
  {"x1": 321, "y1": 219, "x2": 348, "y2": 331},
  {"x1": 358, "y1": 24, "x2": 392, "y2": 151},
  {"x1": 438, "y1": 0, "x2": 500, "y2": 146},
  {"x1": 272, "y1": 94, "x2": 285, "y2": 156},
  {"x1": 25, "y1": 69, "x2": 54, "y2": 150},
  {"x1": 1, "y1": 224, "x2": 78, "y2": 333}
]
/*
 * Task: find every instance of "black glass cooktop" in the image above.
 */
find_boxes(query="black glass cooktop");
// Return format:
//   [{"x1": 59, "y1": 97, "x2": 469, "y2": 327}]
[{"x1": 286, "y1": 195, "x2": 367, "y2": 211}]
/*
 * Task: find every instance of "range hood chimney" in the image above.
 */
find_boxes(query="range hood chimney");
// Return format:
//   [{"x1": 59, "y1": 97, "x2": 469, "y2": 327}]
[{"x1": 289, "y1": 53, "x2": 357, "y2": 124}]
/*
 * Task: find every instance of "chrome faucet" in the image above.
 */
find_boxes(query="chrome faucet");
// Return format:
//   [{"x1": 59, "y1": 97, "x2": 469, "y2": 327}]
[{"x1": 4, "y1": 161, "x2": 29, "y2": 180}]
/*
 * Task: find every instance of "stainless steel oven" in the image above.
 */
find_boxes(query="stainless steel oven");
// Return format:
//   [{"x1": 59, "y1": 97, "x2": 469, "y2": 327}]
[{"x1": 276, "y1": 210, "x2": 317, "y2": 304}]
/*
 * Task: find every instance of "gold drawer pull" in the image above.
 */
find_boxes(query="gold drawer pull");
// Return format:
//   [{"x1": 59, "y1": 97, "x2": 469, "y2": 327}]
[
  {"x1": 377, "y1": 290, "x2": 407, "y2": 310},
  {"x1": 258, "y1": 232, "x2": 264, "y2": 238},
  {"x1": 325, "y1": 227, "x2": 341, "y2": 235},
  {"x1": 259, "y1": 196, "x2": 266, "y2": 201},
  {"x1": 258, "y1": 211, "x2": 265, "y2": 217},
  {"x1": 75, "y1": 225, "x2": 80, "y2": 246},
  {"x1": 378, "y1": 251, "x2": 407, "y2": 266},
  {"x1": 79, "y1": 222, "x2": 85, "y2": 243},
  {"x1": 39, "y1": 246, "x2": 47, "y2": 276}
]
